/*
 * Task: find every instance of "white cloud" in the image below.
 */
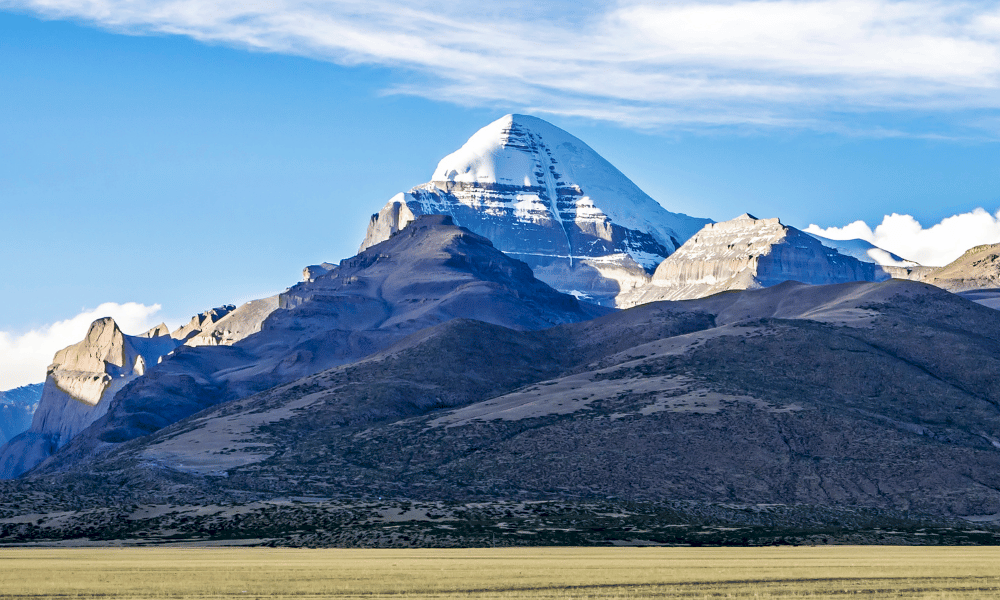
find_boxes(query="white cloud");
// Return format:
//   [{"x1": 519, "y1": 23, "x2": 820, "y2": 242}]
[
  {"x1": 5, "y1": 0, "x2": 1000, "y2": 134},
  {"x1": 0, "y1": 302, "x2": 165, "y2": 390},
  {"x1": 805, "y1": 208, "x2": 1000, "y2": 266}
]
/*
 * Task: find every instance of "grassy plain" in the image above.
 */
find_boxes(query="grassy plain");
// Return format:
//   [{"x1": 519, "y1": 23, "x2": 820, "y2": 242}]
[{"x1": 1, "y1": 546, "x2": 998, "y2": 599}]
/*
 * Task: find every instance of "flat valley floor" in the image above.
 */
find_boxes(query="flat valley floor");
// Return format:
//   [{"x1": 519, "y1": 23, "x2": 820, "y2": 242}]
[{"x1": 1, "y1": 547, "x2": 998, "y2": 598}]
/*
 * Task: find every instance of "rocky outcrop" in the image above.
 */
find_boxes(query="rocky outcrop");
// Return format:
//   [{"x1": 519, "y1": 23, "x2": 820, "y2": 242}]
[
  {"x1": 361, "y1": 200, "x2": 418, "y2": 254},
  {"x1": 33, "y1": 318, "x2": 179, "y2": 436},
  {"x1": 880, "y1": 265, "x2": 937, "y2": 281},
  {"x1": 302, "y1": 263, "x2": 337, "y2": 283},
  {"x1": 360, "y1": 114, "x2": 711, "y2": 306},
  {"x1": 620, "y1": 214, "x2": 889, "y2": 305},
  {"x1": 0, "y1": 319, "x2": 180, "y2": 479},
  {"x1": 170, "y1": 305, "x2": 236, "y2": 342},
  {"x1": 180, "y1": 298, "x2": 280, "y2": 347},
  {"x1": 0, "y1": 297, "x2": 283, "y2": 479},
  {"x1": 139, "y1": 323, "x2": 171, "y2": 338}
]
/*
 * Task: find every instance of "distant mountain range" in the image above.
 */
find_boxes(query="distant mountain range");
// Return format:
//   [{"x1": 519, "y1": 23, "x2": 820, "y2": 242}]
[
  {"x1": 2, "y1": 115, "x2": 999, "y2": 546},
  {"x1": 360, "y1": 115, "x2": 932, "y2": 308},
  {"x1": 0, "y1": 384, "x2": 42, "y2": 447},
  {"x1": 27, "y1": 278, "x2": 1000, "y2": 517}
]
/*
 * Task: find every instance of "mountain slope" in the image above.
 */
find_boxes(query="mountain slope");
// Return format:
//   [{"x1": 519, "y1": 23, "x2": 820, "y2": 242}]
[
  {"x1": 921, "y1": 243, "x2": 1000, "y2": 292},
  {"x1": 29, "y1": 216, "x2": 605, "y2": 475},
  {"x1": 0, "y1": 297, "x2": 281, "y2": 480},
  {"x1": 360, "y1": 114, "x2": 711, "y2": 306},
  {"x1": 29, "y1": 279, "x2": 1000, "y2": 520}
]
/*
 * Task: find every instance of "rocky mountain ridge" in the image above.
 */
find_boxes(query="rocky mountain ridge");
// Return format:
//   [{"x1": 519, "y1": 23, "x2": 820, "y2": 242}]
[
  {"x1": 616, "y1": 214, "x2": 1000, "y2": 308},
  {"x1": 13, "y1": 277, "x2": 1000, "y2": 532},
  {"x1": 8, "y1": 216, "x2": 603, "y2": 479},
  {"x1": 361, "y1": 114, "x2": 712, "y2": 306},
  {"x1": 919, "y1": 243, "x2": 1000, "y2": 291},
  {"x1": 620, "y1": 214, "x2": 896, "y2": 305},
  {"x1": 0, "y1": 297, "x2": 284, "y2": 479},
  {"x1": 0, "y1": 319, "x2": 182, "y2": 479},
  {"x1": 5, "y1": 207, "x2": 996, "y2": 486}
]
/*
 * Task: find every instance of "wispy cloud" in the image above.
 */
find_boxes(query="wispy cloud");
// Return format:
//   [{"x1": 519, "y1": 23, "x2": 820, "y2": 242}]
[
  {"x1": 805, "y1": 208, "x2": 1000, "y2": 266},
  {"x1": 0, "y1": 302, "x2": 165, "y2": 390},
  {"x1": 5, "y1": 0, "x2": 1000, "y2": 134}
]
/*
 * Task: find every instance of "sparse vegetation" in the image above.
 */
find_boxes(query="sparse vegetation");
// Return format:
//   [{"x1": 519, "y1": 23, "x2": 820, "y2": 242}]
[
  {"x1": 4, "y1": 282, "x2": 1000, "y2": 550},
  {"x1": 1, "y1": 546, "x2": 999, "y2": 598},
  {"x1": 2, "y1": 498, "x2": 997, "y2": 548}
]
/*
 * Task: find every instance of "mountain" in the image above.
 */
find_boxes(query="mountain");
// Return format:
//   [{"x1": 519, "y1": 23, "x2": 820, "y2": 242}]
[
  {"x1": 0, "y1": 384, "x2": 43, "y2": 447},
  {"x1": 854, "y1": 243, "x2": 1000, "y2": 309},
  {"x1": 15, "y1": 279, "x2": 1000, "y2": 535},
  {"x1": 21, "y1": 216, "x2": 605, "y2": 477},
  {"x1": 0, "y1": 319, "x2": 181, "y2": 479},
  {"x1": 919, "y1": 243, "x2": 1000, "y2": 292},
  {"x1": 0, "y1": 298, "x2": 282, "y2": 480},
  {"x1": 806, "y1": 233, "x2": 918, "y2": 268},
  {"x1": 360, "y1": 114, "x2": 711, "y2": 307},
  {"x1": 619, "y1": 214, "x2": 895, "y2": 305}
]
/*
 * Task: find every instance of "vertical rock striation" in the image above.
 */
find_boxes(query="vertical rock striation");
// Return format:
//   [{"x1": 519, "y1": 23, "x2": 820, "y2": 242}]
[
  {"x1": 360, "y1": 114, "x2": 711, "y2": 306},
  {"x1": 0, "y1": 299, "x2": 280, "y2": 479},
  {"x1": 0, "y1": 319, "x2": 179, "y2": 478}
]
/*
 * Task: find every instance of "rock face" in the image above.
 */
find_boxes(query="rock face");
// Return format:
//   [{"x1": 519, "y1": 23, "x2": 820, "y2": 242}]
[
  {"x1": 621, "y1": 214, "x2": 890, "y2": 305},
  {"x1": 31, "y1": 216, "x2": 606, "y2": 474},
  {"x1": 0, "y1": 384, "x2": 43, "y2": 447},
  {"x1": 360, "y1": 114, "x2": 711, "y2": 306},
  {"x1": 170, "y1": 305, "x2": 236, "y2": 342},
  {"x1": 0, "y1": 298, "x2": 282, "y2": 480},
  {"x1": 180, "y1": 297, "x2": 281, "y2": 347},
  {"x1": 0, "y1": 319, "x2": 180, "y2": 479}
]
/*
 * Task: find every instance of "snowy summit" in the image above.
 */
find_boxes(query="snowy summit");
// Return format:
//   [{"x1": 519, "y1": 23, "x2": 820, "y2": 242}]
[{"x1": 361, "y1": 114, "x2": 710, "y2": 306}]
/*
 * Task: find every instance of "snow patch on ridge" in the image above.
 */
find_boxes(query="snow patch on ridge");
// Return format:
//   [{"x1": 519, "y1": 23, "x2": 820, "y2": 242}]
[
  {"x1": 429, "y1": 114, "x2": 708, "y2": 252},
  {"x1": 362, "y1": 114, "x2": 712, "y2": 306},
  {"x1": 806, "y1": 233, "x2": 918, "y2": 267}
]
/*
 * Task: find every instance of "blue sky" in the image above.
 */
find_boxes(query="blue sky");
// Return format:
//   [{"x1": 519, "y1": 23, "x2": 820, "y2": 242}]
[{"x1": 2, "y1": 1, "x2": 1000, "y2": 387}]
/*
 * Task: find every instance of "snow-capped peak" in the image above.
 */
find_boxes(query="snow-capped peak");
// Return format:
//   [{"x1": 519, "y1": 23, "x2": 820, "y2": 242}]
[
  {"x1": 361, "y1": 114, "x2": 713, "y2": 307},
  {"x1": 429, "y1": 114, "x2": 709, "y2": 252},
  {"x1": 805, "y1": 233, "x2": 919, "y2": 267}
]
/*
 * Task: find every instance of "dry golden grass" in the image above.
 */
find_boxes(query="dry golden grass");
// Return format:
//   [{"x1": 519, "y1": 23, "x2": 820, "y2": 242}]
[{"x1": 0, "y1": 546, "x2": 998, "y2": 598}]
